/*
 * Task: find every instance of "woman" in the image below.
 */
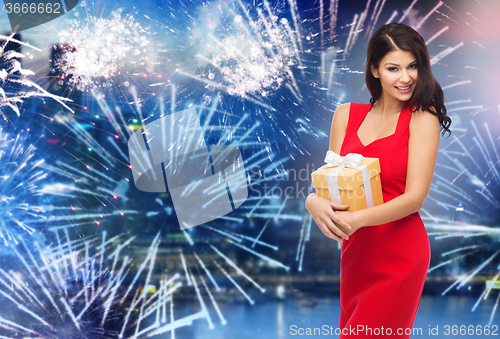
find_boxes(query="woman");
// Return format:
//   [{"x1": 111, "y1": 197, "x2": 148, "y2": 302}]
[{"x1": 305, "y1": 23, "x2": 451, "y2": 338}]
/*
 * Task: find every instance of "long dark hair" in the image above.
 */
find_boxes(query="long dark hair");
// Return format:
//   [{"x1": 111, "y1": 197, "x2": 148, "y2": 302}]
[{"x1": 365, "y1": 23, "x2": 451, "y2": 137}]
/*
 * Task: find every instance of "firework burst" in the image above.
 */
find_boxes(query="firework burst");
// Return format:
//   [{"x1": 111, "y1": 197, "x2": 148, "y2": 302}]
[
  {"x1": 53, "y1": 5, "x2": 153, "y2": 92},
  {"x1": 0, "y1": 230, "x2": 210, "y2": 338},
  {"x1": 195, "y1": 1, "x2": 303, "y2": 100},
  {"x1": 0, "y1": 34, "x2": 73, "y2": 122},
  {"x1": 0, "y1": 128, "x2": 81, "y2": 247}
]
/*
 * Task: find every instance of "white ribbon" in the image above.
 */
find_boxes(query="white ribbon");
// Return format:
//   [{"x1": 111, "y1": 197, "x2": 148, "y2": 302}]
[{"x1": 318, "y1": 150, "x2": 374, "y2": 208}]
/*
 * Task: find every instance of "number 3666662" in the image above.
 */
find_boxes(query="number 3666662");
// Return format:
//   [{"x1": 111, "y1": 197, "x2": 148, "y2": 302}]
[{"x1": 6, "y1": 2, "x2": 61, "y2": 14}]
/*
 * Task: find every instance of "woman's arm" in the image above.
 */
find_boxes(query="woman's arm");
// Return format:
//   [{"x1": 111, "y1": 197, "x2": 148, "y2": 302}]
[
  {"x1": 338, "y1": 109, "x2": 441, "y2": 231},
  {"x1": 306, "y1": 103, "x2": 352, "y2": 242}
]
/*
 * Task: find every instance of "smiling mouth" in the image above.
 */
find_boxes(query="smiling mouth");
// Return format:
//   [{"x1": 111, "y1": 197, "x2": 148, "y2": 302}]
[{"x1": 395, "y1": 84, "x2": 412, "y2": 91}]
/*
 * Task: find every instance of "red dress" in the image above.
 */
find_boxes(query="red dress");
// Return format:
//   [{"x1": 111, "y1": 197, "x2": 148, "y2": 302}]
[{"x1": 338, "y1": 102, "x2": 431, "y2": 338}]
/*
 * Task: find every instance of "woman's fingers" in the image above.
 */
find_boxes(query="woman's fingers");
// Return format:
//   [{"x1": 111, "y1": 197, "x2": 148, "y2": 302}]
[
  {"x1": 306, "y1": 195, "x2": 352, "y2": 242},
  {"x1": 327, "y1": 209, "x2": 352, "y2": 231},
  {"x1": 328, "y1": 202, "x2": 351, "y2": 230},
  {"x1": 323, "y1": 217, "x2": 349, "y2": 240},
  {"x1": 330, "y1": 202, "x2": 349, "y2": 210},
  {"x1": 317, "y1": 222, "x2": 344, "y2": 242},
  {"x1": 311, "y1": 214, "x2": 343, "y2": 241},
  {"x1": 318, "y1": 212, "x2": 349, "y2": 239}
]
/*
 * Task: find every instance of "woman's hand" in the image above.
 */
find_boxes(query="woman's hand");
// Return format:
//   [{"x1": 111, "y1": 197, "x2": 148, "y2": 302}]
[
  {"x1": 305, "y1": 193, "x2": 352, "y2": 243},
  {"x1": 334, "y1": 210, "x2": 364, "y2": 236}
]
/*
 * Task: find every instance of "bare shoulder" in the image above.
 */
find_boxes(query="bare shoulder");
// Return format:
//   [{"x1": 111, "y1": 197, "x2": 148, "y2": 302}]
[
  {"x1": 335, "y1": 102, "x2": 351, "y2": 118},
  {"x1": 331, "y1": 103, "x2": 351, "y2": 128},
  {"x1": 409, "y1": 107, "x2": 440, "y2": 133},
  {"x1": 332, "y1": 103, "x2": 352, "y2": 129}
]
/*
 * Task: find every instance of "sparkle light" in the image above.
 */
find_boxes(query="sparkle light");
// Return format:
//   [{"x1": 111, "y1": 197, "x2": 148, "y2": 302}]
[{"x1": 54, "y1": 8, "x2": 151, "y2": 91}]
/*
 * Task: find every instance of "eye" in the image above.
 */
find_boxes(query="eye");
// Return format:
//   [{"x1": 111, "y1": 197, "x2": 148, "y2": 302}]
[
  {"x1": 388, "y1": 67, "x2": 398, "y2": 72},
  {"x1": 409, "y1": 64, "x2": 418, "y2": 69}
]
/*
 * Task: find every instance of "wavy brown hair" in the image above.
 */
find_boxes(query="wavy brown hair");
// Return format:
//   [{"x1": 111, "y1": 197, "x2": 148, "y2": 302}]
[{"x1": 365, "y1": 23, "x2": 452, "y2": 137}]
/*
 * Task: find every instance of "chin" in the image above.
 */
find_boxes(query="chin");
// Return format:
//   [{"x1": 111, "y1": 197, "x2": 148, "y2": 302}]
[{"x1": 394, "y1": 91, "x2": 415, "y2": 102}]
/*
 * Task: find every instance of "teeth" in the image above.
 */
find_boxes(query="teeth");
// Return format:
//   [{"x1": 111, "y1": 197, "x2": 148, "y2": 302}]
[{"x1": 396, "y1": 85, "x2": 411, "y2": 90}]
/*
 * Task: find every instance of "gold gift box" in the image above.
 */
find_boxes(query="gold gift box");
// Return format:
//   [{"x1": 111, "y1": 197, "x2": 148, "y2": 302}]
[{"x1": 311, "y1": 157, "x2": 384, "y2": 212}]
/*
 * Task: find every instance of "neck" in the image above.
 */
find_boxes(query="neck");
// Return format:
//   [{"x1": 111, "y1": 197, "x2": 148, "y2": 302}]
[{"x1": 373, "y1": 94, "x2": 406, "y2": 116}]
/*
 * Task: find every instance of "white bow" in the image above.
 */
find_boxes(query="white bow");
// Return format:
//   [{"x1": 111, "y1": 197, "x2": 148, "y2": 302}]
[{"x1": 323, "y1": 150, "x2": 365, "y2": 168}]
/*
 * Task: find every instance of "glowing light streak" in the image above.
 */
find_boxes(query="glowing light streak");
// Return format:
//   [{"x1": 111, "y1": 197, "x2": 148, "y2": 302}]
[
  {"x1": 328, "y1": 0, "x2": 339, "y2": 37},
  {"x1": 213, "y1": 260, "x2": 255, "y2": 305},
  {"x1": 426, "y1": 25, "x2": 449, "y2": 45},
  {"x1": 210, "y1": 243, "x2": 266, "y2": 292},
  {"x1": 398, "y1": 0, "x2": 418, "y2": 23},
  {"x1": 197, "y1": 268, "x2": 227, "y2": 325},
  {"x1": 385, "y1": 10, "x2": 398, "y2": 24},
  {"x1": 430, "y1": 42, "x2": 464, "y2": 65},
  {"x1": 226, "y1": 238, "x2": 290, "y2": 271},
  {"x1": 414, "y1": 1, "x2": 443, "y2": 30}
]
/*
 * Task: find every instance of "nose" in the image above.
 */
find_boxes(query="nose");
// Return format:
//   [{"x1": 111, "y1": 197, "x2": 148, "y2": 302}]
[{"x1": 400, "y1": 70, "x2": 411, "y2": 84}]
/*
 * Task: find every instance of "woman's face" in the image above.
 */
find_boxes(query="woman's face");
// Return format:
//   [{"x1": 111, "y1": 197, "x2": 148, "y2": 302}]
[{"x1": 371, "y1": 49, "x2": 418, "y2": 103}]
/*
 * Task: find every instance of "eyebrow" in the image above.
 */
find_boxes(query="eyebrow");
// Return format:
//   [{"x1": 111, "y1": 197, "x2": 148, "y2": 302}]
[{"x1": 385, "y1": 60, "x2": 417, "y2": 66}]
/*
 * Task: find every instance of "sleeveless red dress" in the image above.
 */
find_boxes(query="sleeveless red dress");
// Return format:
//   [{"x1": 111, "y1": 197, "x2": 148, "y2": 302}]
[{"x1": 338, "y1": 102, "x2": 431, "y2": 338}]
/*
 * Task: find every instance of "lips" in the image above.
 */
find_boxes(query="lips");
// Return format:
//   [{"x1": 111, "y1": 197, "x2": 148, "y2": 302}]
[{"x1": 395, "y1": 84, "x2": 413, "y2": 93}]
